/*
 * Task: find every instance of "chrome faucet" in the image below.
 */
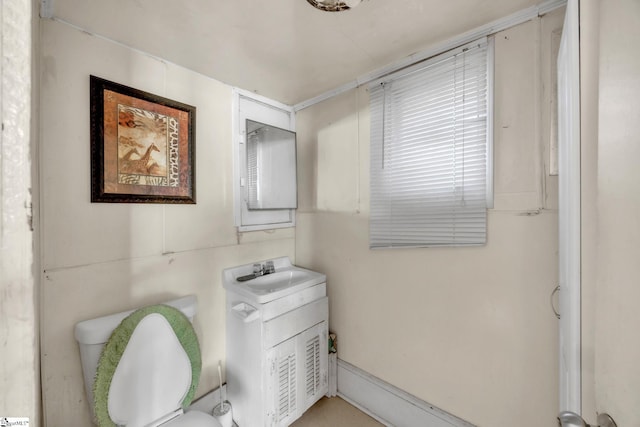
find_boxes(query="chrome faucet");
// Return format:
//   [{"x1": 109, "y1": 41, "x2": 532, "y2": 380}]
[
  {"x1": 252, "y1": 263, "x2": 264, "y2": 276},
  {"x1": 265, "y1": 260, "x2": 275, "y2": 274},
  {"x1": 253, "y1": 260, "x2": 275, "y2": 277}
]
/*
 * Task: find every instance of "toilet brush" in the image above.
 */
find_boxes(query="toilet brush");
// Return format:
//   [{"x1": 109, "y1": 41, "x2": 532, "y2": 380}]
[{"x1": 213, "y1": 361, "x2": 233, "y2": 427}]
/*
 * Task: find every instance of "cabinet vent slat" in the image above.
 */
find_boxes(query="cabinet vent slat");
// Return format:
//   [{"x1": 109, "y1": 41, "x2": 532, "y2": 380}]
[
  {"x1": 277, "y1": 353, "x2": 297, "y2": 422},
  {"x1": 305, "y1": 335, "x2": 321, "y2": 398}
]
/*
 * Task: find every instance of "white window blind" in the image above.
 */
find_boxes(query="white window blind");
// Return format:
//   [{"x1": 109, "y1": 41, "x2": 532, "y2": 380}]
[{"x1": 370, "y1": 39, "x2": 491, "y2": 248}]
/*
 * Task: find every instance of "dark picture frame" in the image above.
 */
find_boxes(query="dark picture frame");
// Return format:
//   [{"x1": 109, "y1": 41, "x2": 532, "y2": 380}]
[{"x1": 90, "y1": 75, "x2": 196, "y2": 203}]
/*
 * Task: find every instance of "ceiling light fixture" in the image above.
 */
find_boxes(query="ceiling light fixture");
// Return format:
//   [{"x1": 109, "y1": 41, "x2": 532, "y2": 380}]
[{"x1": 306, "y1": 0, "x2": 362, "y2": 12}]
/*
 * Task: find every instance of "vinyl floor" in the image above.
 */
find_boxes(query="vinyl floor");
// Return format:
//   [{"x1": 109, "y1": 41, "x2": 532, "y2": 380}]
[{"x1": 290, "y1": 397, "x2": 384, "y2": 427}]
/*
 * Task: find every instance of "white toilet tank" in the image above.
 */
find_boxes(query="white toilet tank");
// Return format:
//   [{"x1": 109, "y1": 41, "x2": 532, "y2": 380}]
[{"x1": 74, "y1": 295, "x2": 198, "y2": 421}]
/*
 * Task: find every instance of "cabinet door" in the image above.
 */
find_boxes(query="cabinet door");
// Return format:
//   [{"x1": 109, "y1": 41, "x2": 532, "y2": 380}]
[
  {"x1": 266, "y1": 336, "x2": 298, "y2": 427},
  {"x1": 266, "y1": 321, "x2": 328, "y2": 427},
  {"x1": 299, "y1": 321, "x2": 328, "y2": 412}
]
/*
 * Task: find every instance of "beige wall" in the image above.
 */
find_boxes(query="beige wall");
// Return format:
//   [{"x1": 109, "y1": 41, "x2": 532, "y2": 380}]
[
  {"x1": 295, "y1": 12, "x2": 563, "y2": 427},
  {"x1": 39, "y1": 19, "x2": 295, "y2": 425},
  {"x1": 593, "y1": 0, "x2": 640, "y2": 424},
  {"x1": 580, "y1": 1, "x2": 640, "y2": 424}
]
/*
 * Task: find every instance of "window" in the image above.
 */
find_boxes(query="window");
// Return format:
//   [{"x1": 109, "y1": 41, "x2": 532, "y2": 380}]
[
  {"x1": 233, "y1": 89, "x2": 296, "y2": 231},
  {"x1": 369, "y1": 38, "x2": 493, "y2": 248}
]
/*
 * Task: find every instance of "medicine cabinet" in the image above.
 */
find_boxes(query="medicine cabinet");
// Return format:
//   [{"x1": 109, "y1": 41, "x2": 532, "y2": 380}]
[
  {"x1": 233, "y1": 89, "x2": 296, "y2": 231},
  {"x1": 246, "y1": 119, "x2": 297, "y2": 210}
]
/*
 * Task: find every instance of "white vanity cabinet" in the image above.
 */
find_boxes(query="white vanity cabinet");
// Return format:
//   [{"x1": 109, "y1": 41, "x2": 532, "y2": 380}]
[
  {"x1": 264, "y1": 307, "x2": 328, "y2": 426},
  {"x1": 223, "y1": 258, "x2": 328, "y2": 427}
]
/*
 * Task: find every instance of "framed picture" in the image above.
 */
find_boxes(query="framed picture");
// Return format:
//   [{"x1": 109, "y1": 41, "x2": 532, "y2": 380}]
[{"x1": 90, "y1": 75, "x2": 196, "y2": 203}]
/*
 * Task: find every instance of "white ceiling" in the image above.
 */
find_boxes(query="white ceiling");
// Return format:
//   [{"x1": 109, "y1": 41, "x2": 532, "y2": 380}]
[{"x1": 51, "y1": 0, "x2": 543, "y2": 105}]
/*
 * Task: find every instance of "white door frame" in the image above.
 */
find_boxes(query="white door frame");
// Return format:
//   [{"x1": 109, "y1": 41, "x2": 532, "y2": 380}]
[
  {"x1": 557, "y1": 0, "x2": 581, "y2": 415},
  {"x1": 0, "y1": 0, "x2": 39, "y2": 423}
]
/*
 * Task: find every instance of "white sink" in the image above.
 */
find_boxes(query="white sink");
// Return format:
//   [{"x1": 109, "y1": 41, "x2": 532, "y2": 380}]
[
  {"x1": 246, "y1": 270, "x2": 308, "y2": 290},
  {"x1": 222, "y1": 257, "x2": 326, "y2": 303}
]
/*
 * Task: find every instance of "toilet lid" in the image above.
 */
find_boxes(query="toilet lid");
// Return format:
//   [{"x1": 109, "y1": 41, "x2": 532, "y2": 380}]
[{"x1": 93, "y1": 305, "x2": 201, "y2": 427}]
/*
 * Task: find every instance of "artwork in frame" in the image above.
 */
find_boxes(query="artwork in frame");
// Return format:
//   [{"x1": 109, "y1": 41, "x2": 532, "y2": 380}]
[{"x1": 90, "y1": 75, "x2": 196, "y2": 203}]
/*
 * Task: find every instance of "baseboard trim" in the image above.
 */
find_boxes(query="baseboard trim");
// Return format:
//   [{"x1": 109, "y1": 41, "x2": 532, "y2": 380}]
[{"x1": 337, "y1": 359, "x2": 476, "y2": 427}]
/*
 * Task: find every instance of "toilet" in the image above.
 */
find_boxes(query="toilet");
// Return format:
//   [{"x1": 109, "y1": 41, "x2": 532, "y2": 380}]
[{"x1": 74, "y1": 295, "x2": 222, "y2": 427}]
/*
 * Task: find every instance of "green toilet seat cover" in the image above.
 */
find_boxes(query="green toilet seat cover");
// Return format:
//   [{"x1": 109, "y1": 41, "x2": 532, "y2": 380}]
[{"x1": 93, "y1": 304, "x2": 201, "y2": 427}]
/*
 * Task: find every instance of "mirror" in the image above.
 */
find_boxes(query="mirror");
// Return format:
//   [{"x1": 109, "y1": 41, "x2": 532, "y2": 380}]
[{"x1": 246, "y1": 119, "x2": 297, "y2": 210}]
